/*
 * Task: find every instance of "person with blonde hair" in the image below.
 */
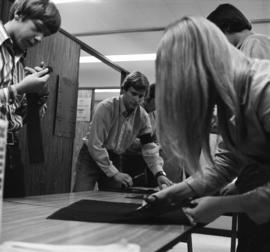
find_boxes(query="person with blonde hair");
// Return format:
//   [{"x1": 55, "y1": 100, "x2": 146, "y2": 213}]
[
  {"x1": 207, "y1": 5, "x2": 270, "y2": 250},
  {"x1": 148, "y1": 16, "x2": 270, "y2": 252}
]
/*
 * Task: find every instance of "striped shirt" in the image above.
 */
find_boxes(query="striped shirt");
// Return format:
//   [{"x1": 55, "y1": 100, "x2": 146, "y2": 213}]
[{"x1": 0, "y1": 22, "x2": 27, "y2": 131}]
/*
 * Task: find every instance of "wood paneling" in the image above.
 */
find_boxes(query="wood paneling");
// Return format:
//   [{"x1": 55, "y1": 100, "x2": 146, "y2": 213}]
[
  {"x1": 19, "y1": 32, "x2": 80, "y2": 195},
  {"x1": 2, "y1": 192, "x2": 192, "y2": 252},
  {"x1": 0, "y1": 0, "x2": 13, "y2": 23}
]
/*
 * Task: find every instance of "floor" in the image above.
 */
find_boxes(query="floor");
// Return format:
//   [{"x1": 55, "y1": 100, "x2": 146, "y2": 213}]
[{"x1": 170, "y1": 234, "x2": 233, "y2": 252}]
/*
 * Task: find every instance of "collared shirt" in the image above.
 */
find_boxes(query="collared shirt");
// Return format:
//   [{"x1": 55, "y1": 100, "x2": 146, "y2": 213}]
[
  {"x1": 237, "y1": 32, "x2": 270, "y2": 60},
  {"x1": 186, "y1": 59, "x2": 270, "y2": 209},
  {"x1": 85, "y1": 95, "x2": 163, "y2": 177},
  {"x1": 0, "y1": 22, "x2": 26, "y2": 131}
]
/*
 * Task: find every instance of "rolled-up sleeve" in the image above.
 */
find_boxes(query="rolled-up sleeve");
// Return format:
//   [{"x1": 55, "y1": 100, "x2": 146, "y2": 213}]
[
  {"x1": 139, "y1": 111, "x2": 164, "y2": 175},
  {"x1": 86, "y1": 103, "x2": 119, "y2": 177},
  {"x1": 141, "y1": 142, "x2": 163, "y2": 175}
]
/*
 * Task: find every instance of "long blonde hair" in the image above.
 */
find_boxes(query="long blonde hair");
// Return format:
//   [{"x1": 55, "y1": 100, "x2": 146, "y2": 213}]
[{"x1": 156, "y1": 16, "x2": 252, "y2": 174}]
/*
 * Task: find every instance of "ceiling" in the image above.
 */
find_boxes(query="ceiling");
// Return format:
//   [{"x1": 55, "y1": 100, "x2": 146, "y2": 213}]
[{"x1": 53, "y1": 0, "x2": 270, "y2": 88}]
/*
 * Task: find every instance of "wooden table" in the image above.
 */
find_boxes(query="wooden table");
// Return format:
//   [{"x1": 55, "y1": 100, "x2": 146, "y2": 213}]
[{"x1": 1, "y1": 191, "x2": 192, "y2": 252}]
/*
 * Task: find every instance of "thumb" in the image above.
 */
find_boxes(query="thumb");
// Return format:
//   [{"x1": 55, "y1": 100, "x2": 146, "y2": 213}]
[
  {"x1": 144, "y1": 194, "x2": 158, "y2": 204},
  {"x1": 36, "y1": 68, "x2": 49, "y2": 77},
  {"x1": 160, "y1": 184, "x2": 168, "y2": 190}
]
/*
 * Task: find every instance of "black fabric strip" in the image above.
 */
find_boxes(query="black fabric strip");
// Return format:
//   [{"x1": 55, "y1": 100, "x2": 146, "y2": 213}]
[
  {"x1": 47, "y1": 199, "x2": 190, "y2": 225},
  {"x1": 139, "y1": 133, "x2": 153, "y2": 145}
]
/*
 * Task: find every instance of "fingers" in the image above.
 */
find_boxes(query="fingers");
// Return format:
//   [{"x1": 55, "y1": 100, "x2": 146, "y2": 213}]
[
  {"x1": 144, "y1": 194, "x2": 158, "y2": 204},
  {"x1": 161, "y1": 184, "x2": 167, "y2": 190},
  {"x1": 24, "y1": 66, "x2": 36, "y2": 75},
  {"x1": 37, "y1": 68, "x2": 50, "y2": 77},
  {"x1": 121, "y1": 174, "x2": 133, "y2": 188},
  {"x1": 182, "y1": 198, "x2": 200, "y2": 225},
  {"x1": 183, "y1": 207, "x2": 197, "y2": 226},
  {"x1": 34, "y1": 66, "x2": 44, "y2": 72},
  {"x1": 40, "y1": 61, "x2": 45, "y2": 68}
]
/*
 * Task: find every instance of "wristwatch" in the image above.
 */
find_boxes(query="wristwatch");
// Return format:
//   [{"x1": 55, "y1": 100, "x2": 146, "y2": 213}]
[{"x1": 155, "y1": 171, "x2": 167, "y2": 179}]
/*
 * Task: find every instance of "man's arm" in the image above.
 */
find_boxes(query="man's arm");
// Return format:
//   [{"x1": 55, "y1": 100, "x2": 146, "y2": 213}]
[
  {"x1": 186, "y1": 142, "x2": 241, "y2": 196},
  {"x1": 86, "y1": 103, "x2": 119, "y2": 177},
  {"x1": 139, "y1": 111, "x2": 172, "y2": 187}
]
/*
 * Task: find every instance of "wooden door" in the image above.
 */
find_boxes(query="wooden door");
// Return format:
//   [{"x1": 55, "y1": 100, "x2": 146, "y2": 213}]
[{"x1": 19, "y1": 32, "x2": 80, "y2": 195}]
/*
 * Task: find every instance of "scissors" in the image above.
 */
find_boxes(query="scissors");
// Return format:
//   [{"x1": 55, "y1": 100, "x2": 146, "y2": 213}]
[{"x1": 132, "y1": 195, "x2": 196, "y2": 217}]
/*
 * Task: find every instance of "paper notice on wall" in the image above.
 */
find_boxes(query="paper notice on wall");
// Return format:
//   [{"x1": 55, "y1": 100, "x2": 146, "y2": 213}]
[
  {"x1": 76, "y1": 89, "x2": 92, "y2": 121},
  {"x1": 0, "y1": 240, "x2": 140, "y2": 252}
]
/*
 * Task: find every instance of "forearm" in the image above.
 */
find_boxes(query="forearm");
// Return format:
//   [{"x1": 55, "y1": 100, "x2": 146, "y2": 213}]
[
  {"x1": 212, "y1": 184, "x2": 270, "y2": 224},
  {"x1": 169, "y1": 181, "x2": 196, "y2": 199},
  {"x1": 86, "y1": 141, "x2": 119, "y2": 177},
  {"x1": 141, "y1": 142, "x2": 163, "y2": 174}
]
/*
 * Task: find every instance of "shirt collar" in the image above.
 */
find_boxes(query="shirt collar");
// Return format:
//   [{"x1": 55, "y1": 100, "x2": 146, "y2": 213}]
[
  {"x1": 0, "y1": 22, "x2": 12, "y2": 47},
  {"x1": 120, "y1": 95, "x2": 137, "y2": 118},
  {"x1": 236, "y1": 31, "x2": 254, "y2": 50}
]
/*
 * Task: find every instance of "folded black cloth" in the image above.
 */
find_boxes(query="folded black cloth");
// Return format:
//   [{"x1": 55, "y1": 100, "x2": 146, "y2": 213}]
[{"x1": 47, "y1": 199, "x2": 190, "y2": 225}]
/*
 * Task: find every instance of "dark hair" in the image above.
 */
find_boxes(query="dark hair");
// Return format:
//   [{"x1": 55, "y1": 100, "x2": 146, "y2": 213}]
[
  {"x1": 122, "y1": 71, "x2": 149, "y2": 93},
  {"x1": 148, "y1": 83, "x2": 155, "y2": 99},
  {"x1": 9, "y1": 0, "x2": 61, "y2": 35},
  {"x1": 207, "y1": 3, "x2": 252, "y2": 33}
]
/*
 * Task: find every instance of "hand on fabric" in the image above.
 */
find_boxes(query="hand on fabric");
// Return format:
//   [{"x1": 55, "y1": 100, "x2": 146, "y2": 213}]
[
  {"x1": 113, "y1": 172, "x2": 133, "y2": 188},
  {"x1": 157, "y1": 176, "x2": 173, "y2": 189},
  {"x1": 147, "y1": 181, "x2": 193, "y2": 205},
  {"x1": 182, "y1": 196, "x2": 224, "y2": 225},
  {"x1": 220, "y1": 181, "x2": 238, "y2": 195},
  {"x1": 16, "y1": 68, "x2": 50, "y2": 95},
  {"x1": 147, "y1": 185, "x2": 171, "y2": 204}
]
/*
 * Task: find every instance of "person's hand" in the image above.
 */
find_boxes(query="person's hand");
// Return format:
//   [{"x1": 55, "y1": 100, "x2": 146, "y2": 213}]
[
  {"x1": 112, "y1": 172, "x2": 133, "y2": 188},
  {"x1": 15, "y1": 68, "x2": 50, "y2": 95},
  {"x1": 146, "y1": 183, "x2": 175, "y2": 205},
  {"x1": 147, "y1": 181, "x2": 193, "y2": 204},
  {"x1": 220, "y1": 182, "x2": 238, "y2": 195},
  {"x1": 183, "y1": 196, "x2": 224, "y2": 225},
  {"x1": 157, "y1": 175, "x2": 173, "y2": 189}
]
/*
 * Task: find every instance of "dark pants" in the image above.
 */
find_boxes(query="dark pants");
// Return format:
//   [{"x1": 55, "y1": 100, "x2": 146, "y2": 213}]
[
  {"x1": 236, "y1": 165, "x2": 270, "y2": 252},
  {"x1": 121, "y1": 152, "x2": 157, "y2": 187},
  {"x1": 73, "y1": 144, "x2": 122, "y2": 191},
  {"x1": 4, "y1": 133, "x2": 25, "y2": 198}
]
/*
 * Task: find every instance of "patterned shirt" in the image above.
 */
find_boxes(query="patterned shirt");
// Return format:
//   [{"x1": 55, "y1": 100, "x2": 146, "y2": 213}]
[
  {"x1": 0, "y1": 22, "x2": 27, "y2": 131},
  {"x1": 85, "y1": 95, "x2": 163, "y2": 177}
]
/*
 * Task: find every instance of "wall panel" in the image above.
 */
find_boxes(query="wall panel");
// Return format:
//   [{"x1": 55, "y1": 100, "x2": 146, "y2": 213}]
[{"x1": 19, "y1": 32, "x2": 80, "y2": 195}]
